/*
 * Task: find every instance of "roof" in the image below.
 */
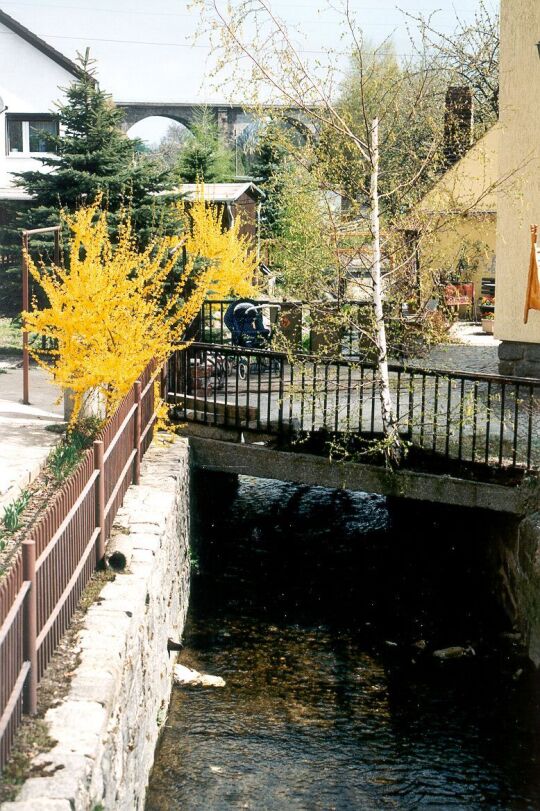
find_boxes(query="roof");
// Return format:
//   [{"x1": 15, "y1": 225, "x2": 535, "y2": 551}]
[
  {"x1": 0, "y1": 8, "x2": 83, "y2": 78},
  {"x1": 173, "y1": 182, "x2": 265, "y2": 202}
]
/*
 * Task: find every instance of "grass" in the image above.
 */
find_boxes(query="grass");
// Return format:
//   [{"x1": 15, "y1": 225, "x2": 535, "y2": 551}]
[{"x1": 0, "y1": 316, "x2": 22, "y2": 355}]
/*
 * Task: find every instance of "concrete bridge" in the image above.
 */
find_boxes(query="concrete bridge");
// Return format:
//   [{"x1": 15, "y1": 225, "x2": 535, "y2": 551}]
[
  {"x1": 167, "y1": 340, "x2": 540, "y2": 664},
  {"x1": 116, "y1": 101, "x2": 313, "y2": 143},
  {"x1": 167, "y1": 341, "x2": 540, "y2": 516}
]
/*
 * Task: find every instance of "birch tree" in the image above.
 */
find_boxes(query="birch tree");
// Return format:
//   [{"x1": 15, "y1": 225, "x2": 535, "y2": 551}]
[{"x1": 191, "y1": 0, "x2": 449, "y2": 464}]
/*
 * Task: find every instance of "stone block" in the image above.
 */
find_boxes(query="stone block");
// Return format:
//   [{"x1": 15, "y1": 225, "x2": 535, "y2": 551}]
[
  {"x1": 498, "y1": 341, "x2": 526, "y2": 361},
  {"x1": 130, "y1": 533, "x2": 161, "y2": 552},
  {"x1": 69, "y1": 668, "x2": 117, "y2": 705},
  {"x1": 131, "y1": 548, "x2": 155, "y2": 563},
  {"x1": 515, "y1": 360, "x2": 540, "y2": 379},
  {"x1": 1, "y1": 802, "x2": 72, "y2": 811},
  {"x1": 498, "y1": 360, "x2": 515, "y2": 376},
  {"x1": 524, "y1": 343, "x2": 540, "y2": 363},
  {"x1": 45, "y1": 701, "x2": 107, "y2": 757}
]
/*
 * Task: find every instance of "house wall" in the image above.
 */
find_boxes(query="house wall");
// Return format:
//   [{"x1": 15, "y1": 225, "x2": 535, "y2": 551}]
[
  {"x1": 496, "y1": 1, "x2": 540, "y2": 350},
  {"x1": 0, "y1": 20, "x2": 74, "y2": 190},
  {"x1": 418, "y1": 214, "x2": 496, "y2": 306},
  {"x1": 413, "y1": 126, "x2": 499, "y2": 308}
]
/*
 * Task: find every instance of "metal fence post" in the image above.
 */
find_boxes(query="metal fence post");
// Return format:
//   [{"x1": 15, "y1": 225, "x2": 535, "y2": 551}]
[
  {"x1": 22, "y1": 233, "x2": 30, "y2": 405},
  {"x1": 22, "y1": 540, "x2": 37, "y2": 715},
  {"x1": 134, "y1": 381, "x2": 142, "y2": 485},
  {"x1": 93, "y1": 440, "x2": 105, "y2": 563},
  {"x1": 160, "y1": 361, "x2": 167, "y2": 400}
]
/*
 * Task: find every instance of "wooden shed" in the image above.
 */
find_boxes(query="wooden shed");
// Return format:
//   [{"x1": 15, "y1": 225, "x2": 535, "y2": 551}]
[{"x1": 176, "y1": 182, "x2": 264, "y2": 244}]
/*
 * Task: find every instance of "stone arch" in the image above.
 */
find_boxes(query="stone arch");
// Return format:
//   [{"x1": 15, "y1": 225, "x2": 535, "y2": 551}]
[{"x1": 118, "y1": 104, "x2": 198, "y2": 134}]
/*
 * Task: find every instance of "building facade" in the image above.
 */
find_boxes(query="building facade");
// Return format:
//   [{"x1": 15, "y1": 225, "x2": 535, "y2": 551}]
[
  {"x1": 0, "y1": 9, "x2": 80, "y2": 203},
  {"x1": 496, "y1": 0, "x2": 540, "y2": 375}
]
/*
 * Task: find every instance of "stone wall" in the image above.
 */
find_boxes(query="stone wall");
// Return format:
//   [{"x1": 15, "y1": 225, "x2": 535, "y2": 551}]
[
  {"x1": 1, "y1": 438, "x2": 191, "y2": 811},
  {"x1": 493, "y1": 512, "x2": 540, "y2": 667},
  {"x1": 498, "y1": 341, "x2": 540, "y2": 378}
]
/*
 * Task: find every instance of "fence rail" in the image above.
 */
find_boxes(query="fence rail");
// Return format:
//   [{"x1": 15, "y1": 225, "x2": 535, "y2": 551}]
[
  {"x1": 169, "y1": 343, "x2": 540, "y2": 473},
  {"x1": 0, "y1": 361, "x2": 159, "y2": 772}
]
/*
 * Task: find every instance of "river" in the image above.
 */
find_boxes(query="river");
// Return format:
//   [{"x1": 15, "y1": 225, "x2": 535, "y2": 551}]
[{"x1": 146, "y1": 475, "x2": 540, "y2": 810}]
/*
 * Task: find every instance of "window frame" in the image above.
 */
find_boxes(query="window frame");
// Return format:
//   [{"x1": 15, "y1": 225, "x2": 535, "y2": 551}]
[{"x1": 5, "y1": 114, "x2": 59, "y2": 156}]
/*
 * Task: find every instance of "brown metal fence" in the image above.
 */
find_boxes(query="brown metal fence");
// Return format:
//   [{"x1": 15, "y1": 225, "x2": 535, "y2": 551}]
[{"x1": 0, "y1": 360, "x2": 159, "y2": 772}]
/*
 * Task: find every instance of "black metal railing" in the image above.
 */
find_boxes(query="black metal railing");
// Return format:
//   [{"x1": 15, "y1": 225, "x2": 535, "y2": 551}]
[
  {"x1": 168, "y1": 343, "x2": 540, "y2": 472},
  {"x1": 194, "y1": 299, "x2": 373, "y2": 357}
]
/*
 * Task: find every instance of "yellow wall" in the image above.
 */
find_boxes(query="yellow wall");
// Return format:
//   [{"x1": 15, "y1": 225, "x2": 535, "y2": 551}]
[
  {"x1": 417, "y1": 214, "x2": 495, "y2": 304},
  {"x1": 496, "y1": 0, "x2": 540, "y2": 343},
  {"x1": 419, "y1": 126, "x2": 499, "y2": 216},
  {"x1": 411, "y1": 126, "x2": 498, "y2": 306}
]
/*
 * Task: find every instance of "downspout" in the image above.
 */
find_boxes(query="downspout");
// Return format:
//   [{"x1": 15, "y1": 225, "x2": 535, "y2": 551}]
[{"x1": 256, "y1": 202, "x2": 262, "y2": 263}]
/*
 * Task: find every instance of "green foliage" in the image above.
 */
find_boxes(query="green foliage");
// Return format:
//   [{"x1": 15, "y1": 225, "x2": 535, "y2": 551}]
[
  {"x1": 46, "y1": 418, "x2": 102, "y2": 482},
  {"x1": 267, "y1": 161, "x2": 338, "y2": 299},
  {"x1": 154, "y1": 122, "x2": 190, "y2": 170},
  {"x1": 316, "y1": 43, "x2": 446, "y2": 218},
  {"x1": 175, "y1": 107, "x2": 234, "y2": 183},
  {"x1": 2, "y1": 491, "x2": 30, "y2": 533}
]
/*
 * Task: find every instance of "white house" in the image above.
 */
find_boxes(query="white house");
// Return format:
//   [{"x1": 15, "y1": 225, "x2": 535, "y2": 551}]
[{"x1": 0, "y1": 8, "x2": 81, "y2": 202}]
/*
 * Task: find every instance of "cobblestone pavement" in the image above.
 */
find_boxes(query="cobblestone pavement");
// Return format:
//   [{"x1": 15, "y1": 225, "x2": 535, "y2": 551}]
[{"x1": 409, "y1": 321, "x2": 501, "y2": 376}]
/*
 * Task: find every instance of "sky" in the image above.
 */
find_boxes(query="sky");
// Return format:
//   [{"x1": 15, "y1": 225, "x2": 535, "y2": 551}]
[{"x1": 0, "y1": 0, "x2": 497, "y2": 144}]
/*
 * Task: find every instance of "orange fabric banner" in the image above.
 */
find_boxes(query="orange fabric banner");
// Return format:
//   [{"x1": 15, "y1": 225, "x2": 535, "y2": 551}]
[{"x1": 524, "y1": 224, "x2": 540, "y2": 324}]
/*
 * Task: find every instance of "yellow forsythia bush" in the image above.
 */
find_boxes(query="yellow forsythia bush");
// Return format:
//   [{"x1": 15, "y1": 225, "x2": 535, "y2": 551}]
[
  {"x1": 24, "y1": 194, "x2": 258, "y2": 422},
  {"x1": 181, "y1": 187, "x2": 256, "y2": 300}
]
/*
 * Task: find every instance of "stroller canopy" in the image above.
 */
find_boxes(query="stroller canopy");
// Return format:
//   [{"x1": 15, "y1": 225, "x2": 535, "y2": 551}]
[{"x1": 224, "y1": 299, "x2": 270, "y2": 347}]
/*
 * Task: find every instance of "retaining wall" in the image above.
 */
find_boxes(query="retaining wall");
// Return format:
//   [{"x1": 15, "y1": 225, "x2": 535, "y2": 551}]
[{"x1": 1, "y1": 438, "x2": 190, "y2": 811}]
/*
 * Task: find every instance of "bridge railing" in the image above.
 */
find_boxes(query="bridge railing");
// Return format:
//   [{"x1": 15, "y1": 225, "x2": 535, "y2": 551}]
[
  {"x1": 168, "y1": 342, "x2": 540, "y2": 472},
  {"x1": 194, "y1": 299, "x2": 373, "y2": 356}
]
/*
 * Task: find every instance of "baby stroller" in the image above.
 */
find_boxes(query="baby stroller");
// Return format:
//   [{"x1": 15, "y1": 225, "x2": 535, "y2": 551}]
[{"x1": 224, "y1": 299, "x2": 279, "y2": 379}]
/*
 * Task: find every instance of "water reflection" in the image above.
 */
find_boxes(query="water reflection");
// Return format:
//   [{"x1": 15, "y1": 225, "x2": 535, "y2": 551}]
[{"x1": 146, "y1": 476, "x2": 540, "y2": 811}]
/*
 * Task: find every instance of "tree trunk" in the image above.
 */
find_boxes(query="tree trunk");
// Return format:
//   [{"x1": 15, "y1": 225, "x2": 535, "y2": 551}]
[{"x1": 369, "y1": 118, "x2": 402, "y2": 466}]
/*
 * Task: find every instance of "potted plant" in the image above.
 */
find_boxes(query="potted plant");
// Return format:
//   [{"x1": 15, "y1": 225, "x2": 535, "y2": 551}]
[{"x1": 481, "y1": 310, "x2": 494, "y2": 334}]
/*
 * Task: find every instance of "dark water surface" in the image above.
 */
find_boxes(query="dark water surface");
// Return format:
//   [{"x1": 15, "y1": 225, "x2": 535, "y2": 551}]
[{"x1": 146, "y1": 476, "x2": 540, "y2": 811}]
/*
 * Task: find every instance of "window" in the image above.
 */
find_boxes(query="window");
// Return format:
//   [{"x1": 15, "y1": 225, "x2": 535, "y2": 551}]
[
  {"x1": 6, "y1": 115, "x2": 58, "y2": 154},
  {"x1": 7, "y1": 119, "x2": 23, "y2": 153}
]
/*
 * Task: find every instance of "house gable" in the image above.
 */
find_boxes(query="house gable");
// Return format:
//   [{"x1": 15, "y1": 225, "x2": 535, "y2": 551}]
[
  {"x1": 0, "y1": 9, "x2": 82, "y2": 80},
  {"x1": 418, "y1": 125, "x2": 499, "y2": 216}
]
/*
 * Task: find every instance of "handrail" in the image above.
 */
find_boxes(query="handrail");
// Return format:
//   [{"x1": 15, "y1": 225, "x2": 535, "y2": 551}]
[{"x1": 184, "y1": 341, "x2": 540, "y2": 387}]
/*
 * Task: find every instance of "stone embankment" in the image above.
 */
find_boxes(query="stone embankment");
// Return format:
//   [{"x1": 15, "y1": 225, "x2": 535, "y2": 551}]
[{"x1": 1, "y1": 438, "x2": 191, "y2": 811}]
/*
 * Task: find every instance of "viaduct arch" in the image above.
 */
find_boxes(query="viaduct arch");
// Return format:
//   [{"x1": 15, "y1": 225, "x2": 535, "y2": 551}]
[{"x1": 116, "y1": 101, "x2": 315, "y2": 143}]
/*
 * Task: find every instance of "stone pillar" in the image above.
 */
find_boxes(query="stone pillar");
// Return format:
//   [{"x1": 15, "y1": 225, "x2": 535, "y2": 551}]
[{"x1": 216, "y1": 107, "x2": 235, "y2": 145}]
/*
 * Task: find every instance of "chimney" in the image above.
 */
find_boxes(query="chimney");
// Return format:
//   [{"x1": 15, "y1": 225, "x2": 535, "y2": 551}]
[{"x1": 443, "y1": 86, "x2": 473, "y2": 167}]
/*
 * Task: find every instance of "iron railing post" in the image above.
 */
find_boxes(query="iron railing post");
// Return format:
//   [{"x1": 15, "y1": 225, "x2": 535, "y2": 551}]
[
  {"x1": 22, "y1": 540, "x2": 37, "y2": 715},
  {"x1": 160, "y1": 361, "x2": 167, "y2": 401},
  {"x1": 134, "y1": 381, "x2": 142, "y2": 485},
  {"x1": 22, "y1": 233, "x2": 30, "y2": 405},
  {"x1": 94, "y1": 440, "x2": 105, "y2": 563}
]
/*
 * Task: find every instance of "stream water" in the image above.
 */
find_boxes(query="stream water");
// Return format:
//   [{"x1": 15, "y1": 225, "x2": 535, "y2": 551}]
[{"x1": 146, "y1": 475, "x2": 540, "y2": 810}]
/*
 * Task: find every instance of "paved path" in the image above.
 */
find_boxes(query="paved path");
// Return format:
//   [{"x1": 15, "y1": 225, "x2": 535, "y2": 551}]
[
  {"x1": 409, "y1": 322, "x2": 500, "y2": 376},
  {"x1": 0, "y1": 360, "x2": 63, "y2": 510}
]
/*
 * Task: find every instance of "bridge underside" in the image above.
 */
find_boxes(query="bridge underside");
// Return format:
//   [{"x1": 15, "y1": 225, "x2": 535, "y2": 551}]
[{"x1": 183, "y1": 427, "x2": 537, "y2": 515}]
